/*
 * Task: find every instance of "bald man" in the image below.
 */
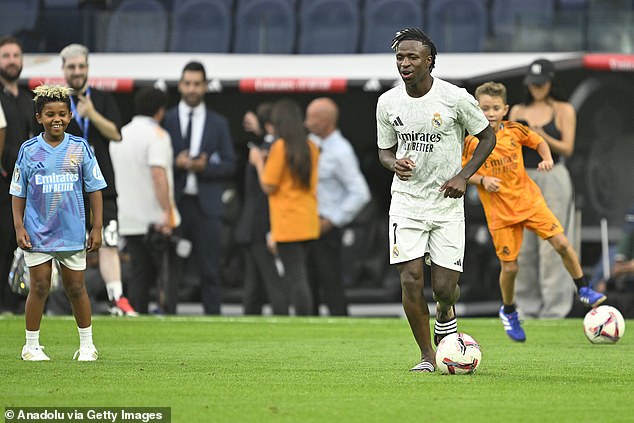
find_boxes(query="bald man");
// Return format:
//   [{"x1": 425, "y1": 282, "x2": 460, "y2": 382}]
[{"x1": 305, "y1": 97, "x2": 371, "y2": 315}]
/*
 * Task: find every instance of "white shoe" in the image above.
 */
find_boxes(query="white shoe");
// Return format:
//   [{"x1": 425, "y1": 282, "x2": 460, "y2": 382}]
[
  {"x1": 21, "y1": 345, "x2": 50, "y2": 361},
  {"x1": 73, "y1": 345, "x2": 98, "y2": 361}
]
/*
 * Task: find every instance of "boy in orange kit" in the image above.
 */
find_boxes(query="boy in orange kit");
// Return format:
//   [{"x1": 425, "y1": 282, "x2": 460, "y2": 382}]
[{"x1": 463, "y1": 82, "x2": 606, "y2": 342}]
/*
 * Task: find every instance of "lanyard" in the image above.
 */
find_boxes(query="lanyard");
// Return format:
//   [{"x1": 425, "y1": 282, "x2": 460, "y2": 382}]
[{"x1": 69, "y1": 86, "x2": 90, "y2": 140}]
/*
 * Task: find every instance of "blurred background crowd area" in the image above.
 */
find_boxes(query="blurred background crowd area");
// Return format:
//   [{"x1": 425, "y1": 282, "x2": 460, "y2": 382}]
[{"x1": 2, "y1": 0, "x2": 634, "y2": 55}]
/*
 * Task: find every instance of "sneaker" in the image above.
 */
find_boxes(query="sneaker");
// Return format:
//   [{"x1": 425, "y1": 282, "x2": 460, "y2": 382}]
[
  {"x1": 499, "y1": 306, "x2": 526, "y2": 342},
  {"x1": 73, "y1": 345, "x2": 98, "y2": 361},
  {"x1": 109, "y1": 296, "x2": 139, "y2": 317},
  {"x1": 21, "y1": 345, "x2": 50, "y2": 361},
  {"x1": 410, "y1": 360, "x2": 435, "y2": 372},
  {"x1": 578, "y1": 286, "x2": 607, "y2": 308}
]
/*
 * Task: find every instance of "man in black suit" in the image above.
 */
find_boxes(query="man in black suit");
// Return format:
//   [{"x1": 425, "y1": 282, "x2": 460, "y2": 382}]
[{"x1": 163, "y1": 61, "x2": 237, "y2": 315}]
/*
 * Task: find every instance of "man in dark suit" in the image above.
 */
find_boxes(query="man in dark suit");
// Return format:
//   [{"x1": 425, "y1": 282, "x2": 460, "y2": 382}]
[{"x1": 163, "y1": 61, "x2": 236, "y2": 315}]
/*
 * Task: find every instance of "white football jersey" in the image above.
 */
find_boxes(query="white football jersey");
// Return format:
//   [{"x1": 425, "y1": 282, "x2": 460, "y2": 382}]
[{"x1": 376, "y1": 78, "x2": 489, "y2": 221}]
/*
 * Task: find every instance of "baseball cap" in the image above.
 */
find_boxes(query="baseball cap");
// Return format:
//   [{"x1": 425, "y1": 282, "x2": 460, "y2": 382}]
[{"x1": 523, "y1": 59, "x2": 555, "y2": 85}]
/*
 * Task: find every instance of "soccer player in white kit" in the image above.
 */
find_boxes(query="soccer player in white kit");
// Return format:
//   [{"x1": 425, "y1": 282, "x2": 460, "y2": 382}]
[{"x1": 376, "y1": 28, "x2": 496, "y2": 372}]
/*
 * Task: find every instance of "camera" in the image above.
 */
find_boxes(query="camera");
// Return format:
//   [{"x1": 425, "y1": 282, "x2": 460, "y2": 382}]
[{"x1": 144, "y1": 225, "x2": 192, "y2": 258}]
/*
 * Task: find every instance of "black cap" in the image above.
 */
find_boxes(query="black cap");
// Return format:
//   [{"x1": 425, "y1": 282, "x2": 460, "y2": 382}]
[{"x1": 523, "y1": 58, "x2": 555, "y2": 85}]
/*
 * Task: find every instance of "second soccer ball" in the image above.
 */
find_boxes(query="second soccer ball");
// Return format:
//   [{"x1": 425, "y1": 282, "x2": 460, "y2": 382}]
[{"x1": 583, "y1": 305, "x2": 626, "y2": 344}]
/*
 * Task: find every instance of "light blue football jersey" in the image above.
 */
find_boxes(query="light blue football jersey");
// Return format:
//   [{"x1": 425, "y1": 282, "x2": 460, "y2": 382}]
[{"x1": 9, "y1": 133, "x2": 107, "y2": 252}]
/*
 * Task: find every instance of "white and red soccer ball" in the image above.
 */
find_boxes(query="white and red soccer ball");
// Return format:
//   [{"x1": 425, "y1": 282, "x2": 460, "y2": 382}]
[
  {"x1": 583, "y1": 305, "x2": 626, "y2": 344},
  {"x1": 435, "y1": 332, "x2": 481, "y2": 375}
]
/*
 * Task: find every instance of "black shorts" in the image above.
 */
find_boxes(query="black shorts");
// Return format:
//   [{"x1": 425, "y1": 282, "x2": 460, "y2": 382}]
[{"x1": 85, "y1": 195, "x2": 118, "y2": 228}]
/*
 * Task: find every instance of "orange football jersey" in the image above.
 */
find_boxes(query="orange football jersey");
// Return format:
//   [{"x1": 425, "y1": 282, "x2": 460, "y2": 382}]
[{"x1": 463, "y1": 121, "x2": 547, "y2": 229}]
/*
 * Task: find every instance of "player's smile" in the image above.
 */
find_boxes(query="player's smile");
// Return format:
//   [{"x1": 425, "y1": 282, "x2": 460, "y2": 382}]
[
  {"x1": 36, "y1": 102, "x2": 72, "y2": 142},
  {"x1": 45, "y1": 120, "x2": 66, "y2": 139},
  {"x1": 400, "y1": 69, "x2": 414, "y2": 80}
]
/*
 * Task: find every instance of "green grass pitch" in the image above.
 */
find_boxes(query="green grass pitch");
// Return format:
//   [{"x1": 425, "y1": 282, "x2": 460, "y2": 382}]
[{"x1": 1, "y1": 315, "x2": 633, "y2": 423}]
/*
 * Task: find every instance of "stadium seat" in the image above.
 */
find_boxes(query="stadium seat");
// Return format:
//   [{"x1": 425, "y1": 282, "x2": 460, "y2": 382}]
[
  {"x1": 170, "y1": 0, "x2": 233, "y2": 52},
  {"x1": 491, "y1": 0, "x2": 556, "y2": 51},
  {"x1": 40, "y1": 0, "x2": 84, "y2": 53},
  {"x1": 233, "y1": 0, "x2": 296, "y2": 53},
  {"x1": 0, "y1": 0, "x2": 40, "y2": 37},
  {"x1": 236, "y1": 0, "x2": 295, "y2": 5},
  {"x1": 554, "y1": 0, "x2": 588, "y2": 51},
  {"x1": 427, "y1": 0, "x2": 487, "y2": 52},
  {"x1": 297, "y1": 0, "x2": 361, "y2": 54},
  {"x1": 361, "y1": 0, "x2": 424, "y2": 53},
  {"x1": 586, "y1": 0, "x2": 633, "y2": 52},
  {"x1": 559, "y1": 0, "x2": 588, "y2": 10},
  {"x1": 104, "y1": 0, "x2": 168, "y2": 52}
]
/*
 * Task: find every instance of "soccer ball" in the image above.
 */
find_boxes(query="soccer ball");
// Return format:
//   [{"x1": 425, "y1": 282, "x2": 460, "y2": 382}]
[
  {"x1": 583, "y1": 305, "x2": 626, "y2": 344},
  {"x1": 435, "y1": 332, "x2": 481, "y2": 375}
]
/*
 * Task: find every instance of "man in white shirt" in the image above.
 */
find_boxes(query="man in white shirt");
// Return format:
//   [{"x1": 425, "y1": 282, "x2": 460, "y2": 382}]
[
  {"x1": 376, "y1": 28, "x2": 496, "y2": 372},
  {"x1": 110, "y1": 88, "x2": 181, "y2": 314},
  {"x1": 305, "y1": 97, "x2": 371, "y2": 316}
]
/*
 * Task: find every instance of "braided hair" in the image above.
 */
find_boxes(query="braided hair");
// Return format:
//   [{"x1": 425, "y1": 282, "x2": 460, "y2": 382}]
[{"x1": 390, "y1": 28, "x2": 437, "y2": 72}]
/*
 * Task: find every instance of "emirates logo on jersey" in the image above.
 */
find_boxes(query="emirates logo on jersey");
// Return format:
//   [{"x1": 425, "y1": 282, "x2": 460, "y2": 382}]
[{"x1": 432, "y1": 112, "x2": 443, "y2": 128}]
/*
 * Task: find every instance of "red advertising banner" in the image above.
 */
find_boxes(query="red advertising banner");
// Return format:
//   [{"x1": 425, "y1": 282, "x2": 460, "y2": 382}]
[
  {"x1": 583, "y1": 54, "x2": 634, "y2": 72},
  {"x1": 239, "y1": 78, "x2": 348, "y2": 93},
  {"x1": 28, "y1": 78, "x2": 135, "y2": 92}
]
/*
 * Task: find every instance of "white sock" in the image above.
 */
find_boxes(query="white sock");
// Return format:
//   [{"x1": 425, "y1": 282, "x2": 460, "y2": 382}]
[
  {"x1": 25, "y1": 329, "x2": 40, "y2": 348},
  {"x1": 78, "y1": 325, "x2": 93, "y2": 348},
  {"x1": 105, "y1": 281, "x2": 123, "y2": 301}
]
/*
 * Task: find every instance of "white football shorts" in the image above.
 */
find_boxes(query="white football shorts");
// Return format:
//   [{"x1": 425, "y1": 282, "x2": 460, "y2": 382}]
[
  {"x1": 24, "y1": 250, "x2": 86, "y2": 271},
  {"x1": 388, "y1": 215, "x2": 464, "y2": 272}
]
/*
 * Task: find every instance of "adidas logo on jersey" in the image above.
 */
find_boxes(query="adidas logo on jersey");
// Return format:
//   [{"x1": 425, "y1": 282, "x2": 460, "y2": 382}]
[
  {"x1": 454, "y1": 259, "x2": 462, "y2": 267},
  {"x1": 392, "y1": 116, "x2": 404, "y2": 126}
]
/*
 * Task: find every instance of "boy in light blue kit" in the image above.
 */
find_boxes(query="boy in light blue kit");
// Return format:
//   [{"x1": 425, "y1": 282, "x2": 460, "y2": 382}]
[{"x1": 10, "y1": 85, "x2": 106, "y2": 361}]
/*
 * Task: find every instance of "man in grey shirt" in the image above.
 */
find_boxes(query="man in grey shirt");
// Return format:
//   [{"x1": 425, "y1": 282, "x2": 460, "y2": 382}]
[{"x1": 305, "y1": 97, "x2": 371, "y2": 315}]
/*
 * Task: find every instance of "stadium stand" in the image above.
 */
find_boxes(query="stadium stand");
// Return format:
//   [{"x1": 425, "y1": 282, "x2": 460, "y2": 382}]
[
  {"x1": 0, "y1": 0, "x2": 39, "y2": 37},
  {"x1": 427, "y1": 0, "x2": 488, "y2": 53},
  {"x1": 553, "y1": 0, "x2": 588, "y2": 51},
  {"x1": 40, "y1": 0, "x2": 85, "y2": 53},
  {"x1": 559, "y1": 0, "x2": 588, "y2": 9},
  {"x1": 586, "y1": 0, "x2": 634, "y2": 52},
  {"x1": 169, "y1": 0, "x2": 234, "y2": 52},
  {"x1": 2, "y1": 0, "x2": 633, "y2": 54},
  {"x1": 233, "y1": 0, "x2": 296, "y2": 53},
  {"x1": 491, "y1": 0, "x2": 556, "y2": 51},
  {"x1": 361, "y1": 0, "x2": 424, "y2": 53},
  {"x1": 297, "y1": 0, "x2": 361, "y2": 54},
  {"x1": 104, "y1": 0, "x2": 169, "y2": 52}
]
